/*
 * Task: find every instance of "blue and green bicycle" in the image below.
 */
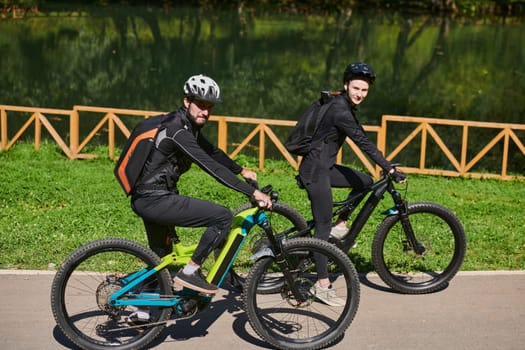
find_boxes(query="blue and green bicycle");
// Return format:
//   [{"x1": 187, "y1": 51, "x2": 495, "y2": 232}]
[{"x1": 50, "y1": 186, "x2": 360, "y2": 350}]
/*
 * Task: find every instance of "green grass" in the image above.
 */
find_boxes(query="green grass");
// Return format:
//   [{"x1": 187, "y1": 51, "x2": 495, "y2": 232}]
[{"x1": 1, "y1": 142, "x2": 524, "y2": 272}]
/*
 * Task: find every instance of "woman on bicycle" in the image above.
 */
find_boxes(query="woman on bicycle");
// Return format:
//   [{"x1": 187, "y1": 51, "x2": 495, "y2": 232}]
[{"x1": 298, "y1": 62, "x2": 406, "y2": 306}]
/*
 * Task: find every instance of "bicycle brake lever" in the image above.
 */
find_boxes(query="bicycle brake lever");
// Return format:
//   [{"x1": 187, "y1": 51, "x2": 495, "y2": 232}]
[{"x1": 253, "y1": 189, "x2": 278, "y2": 209}]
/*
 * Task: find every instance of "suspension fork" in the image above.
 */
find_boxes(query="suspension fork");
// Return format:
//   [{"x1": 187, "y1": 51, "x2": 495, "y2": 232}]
[
  {"x1": 391, "y1": 190, "x2": 425, "y2": 255},
  {"x1": 258, "y1": 220, "x2": 306, "y2": 303}
]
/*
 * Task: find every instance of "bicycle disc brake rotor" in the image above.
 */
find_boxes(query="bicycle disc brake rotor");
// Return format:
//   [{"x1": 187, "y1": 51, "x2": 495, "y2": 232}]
[
  {"x1": 280, "y1": 277, "x2": 315, "y2": 307},
  {"x1": 403, "y1": 237, "x2": 428, "y2": 256}
]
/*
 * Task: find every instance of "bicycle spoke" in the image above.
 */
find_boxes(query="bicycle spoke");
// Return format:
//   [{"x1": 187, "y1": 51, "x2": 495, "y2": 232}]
[
  {"x1": 243, "y1": 238, "x2": 360, "y2": 350},
  {"x1": 51, "y1": 239, "x2": 172, "y2": 350},
  {"x1": 372, "y1": 202, "x2": 466, "y2": 293}
]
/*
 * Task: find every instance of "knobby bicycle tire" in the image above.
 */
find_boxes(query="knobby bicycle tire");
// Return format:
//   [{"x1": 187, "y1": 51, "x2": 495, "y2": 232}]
[
  {"x1": 371, "y1": 202, "x2": 466, "y2": 294},
  {"x1": 50, "y1": 238, "x2": 173, "y2": 350},
  {"x1": 243, "y1": 237, "x2": 360, "y2": 350}
]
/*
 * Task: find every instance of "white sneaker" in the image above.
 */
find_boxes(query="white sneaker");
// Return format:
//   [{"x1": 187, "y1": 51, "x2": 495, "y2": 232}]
[
  {"x1": 125, "y1": 309, "x2": 150, "y2": 328},
  {"x1": 309, "y1": 282, "x2": 345, "y2": 307},
  {"x1": 330, "y1": 225, "x2": 358, "y2": 248},
  {"x1": 330, "y1": 225, "x2": 348, "y2": 239}
]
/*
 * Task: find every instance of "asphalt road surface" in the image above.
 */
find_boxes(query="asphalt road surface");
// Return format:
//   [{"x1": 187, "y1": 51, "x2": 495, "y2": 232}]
[{"x1": 1, "y1": 270, "x2": 524, "y2": 350}]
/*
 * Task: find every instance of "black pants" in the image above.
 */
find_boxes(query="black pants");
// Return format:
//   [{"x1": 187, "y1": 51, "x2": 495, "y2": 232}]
[
  {"x1": 300, "y1": 164, "x2": 372, "y2": 279},
  {"x1": 132, "y1": 191, "x2": 232, "y2": 265}
]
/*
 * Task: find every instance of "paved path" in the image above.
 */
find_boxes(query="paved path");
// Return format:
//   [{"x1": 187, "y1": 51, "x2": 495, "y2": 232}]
[{"x1": 1, "y1": 270, "x2": 524, "y2": 350}]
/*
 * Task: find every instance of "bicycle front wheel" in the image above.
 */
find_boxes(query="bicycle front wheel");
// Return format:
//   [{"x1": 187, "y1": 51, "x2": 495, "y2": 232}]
[
  {"x1": 50, "y1": 238, "x2": 173, "y2": 350},
  {"x1": 372, "y1": 202, "x2": 466, "y2": 294},
  {"x1": 243, "y1": 237, "x2": 360, "y2": 350}
]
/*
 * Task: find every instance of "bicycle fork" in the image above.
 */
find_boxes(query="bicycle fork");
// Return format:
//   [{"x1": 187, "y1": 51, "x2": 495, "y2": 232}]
[
  {"x1": 391, "y1": 191, "x2": 426, "y2": 256},
  {"x1": 257, "y1": 219, "x2": 308, "y2": 303}
]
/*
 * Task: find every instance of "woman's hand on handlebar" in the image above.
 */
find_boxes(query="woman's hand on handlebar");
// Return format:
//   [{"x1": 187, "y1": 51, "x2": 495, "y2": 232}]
[
  {"x1": 389, "y1": 167, "x2": 407, "y2": 183},
  {"x1": 253, "y1": 189, "x2": 273, "y2": 210}
]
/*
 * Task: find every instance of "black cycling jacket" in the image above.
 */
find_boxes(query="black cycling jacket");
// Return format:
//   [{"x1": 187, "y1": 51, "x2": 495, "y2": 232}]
[
  {"x1": 299, "y1": 92, "x2": 393, "y2": 183},
  {"x1": 137, "y1": 106, "x2": 255, "y2": 197}
]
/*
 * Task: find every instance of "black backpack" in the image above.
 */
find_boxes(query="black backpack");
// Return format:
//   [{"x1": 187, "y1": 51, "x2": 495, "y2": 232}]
[
  {"x1": 114, "y1": 113, "x2": 172, "y2": 195},
  {"x1": 284, "y1": 91, "x2": 338, "y2": 156}
]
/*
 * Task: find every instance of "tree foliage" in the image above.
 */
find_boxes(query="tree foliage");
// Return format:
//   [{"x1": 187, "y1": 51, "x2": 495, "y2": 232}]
[{"x1": 1, "y1": 2, "x2": 523, "y2": 173}]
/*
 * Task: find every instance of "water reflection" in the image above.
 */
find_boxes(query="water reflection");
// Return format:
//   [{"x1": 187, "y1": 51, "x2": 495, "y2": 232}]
[{"x1": 0, "y1": 4, "x2": 523, "y2": 125}]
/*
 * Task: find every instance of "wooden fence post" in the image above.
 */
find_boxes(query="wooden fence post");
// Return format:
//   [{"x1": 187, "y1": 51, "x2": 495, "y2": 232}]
[
  {"x1": 0, "y1": 108, "x2": 6, "y2": 150},
  {"x1": 70, "y1": 108, "x2": 79, "y2": 156},
  {"x1": 217, "y1": 117, "x2": 227, "y2": 152},
  {"x1": 34, "y1": 112, "x2": 41, "y2": 151}
]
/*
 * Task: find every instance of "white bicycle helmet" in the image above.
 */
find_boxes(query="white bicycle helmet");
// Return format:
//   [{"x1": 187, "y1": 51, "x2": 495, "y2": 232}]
[{"x1": 183, "y1": 74, "x2": 222, "y2": 103}]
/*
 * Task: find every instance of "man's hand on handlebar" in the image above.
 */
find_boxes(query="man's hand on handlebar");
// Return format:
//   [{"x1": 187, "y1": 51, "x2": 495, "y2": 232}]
[{"x1": 253, "y1": 189, "x2": 273, "y2": 210}]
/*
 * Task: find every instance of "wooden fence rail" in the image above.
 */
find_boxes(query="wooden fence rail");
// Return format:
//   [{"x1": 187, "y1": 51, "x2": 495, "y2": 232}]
[{"x1": 1, "y1": 104, "x2": 523, "y2": 180}]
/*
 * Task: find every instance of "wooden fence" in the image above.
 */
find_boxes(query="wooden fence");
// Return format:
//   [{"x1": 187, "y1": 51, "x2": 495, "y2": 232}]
[{"x1": 1, "y1": 104, "x2": 524, "y2": 180}]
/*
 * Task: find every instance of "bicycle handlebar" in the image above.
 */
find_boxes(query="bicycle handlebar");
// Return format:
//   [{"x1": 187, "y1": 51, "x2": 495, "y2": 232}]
[
  {"x1": 245, "y1": 179, "x2": 279, "y2": 208},
  {"x1": 380, "y1": 162, "x2": 402, "y2": 177}
]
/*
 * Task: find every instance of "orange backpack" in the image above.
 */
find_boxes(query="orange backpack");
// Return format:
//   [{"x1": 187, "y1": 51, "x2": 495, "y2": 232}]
[{"x1": 114, "y1": 113, "x2": 171, "y2": 195}]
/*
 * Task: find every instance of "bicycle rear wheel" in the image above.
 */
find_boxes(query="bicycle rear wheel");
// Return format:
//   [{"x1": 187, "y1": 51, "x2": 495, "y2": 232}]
[
  {"x1": 243, "y1": 237, "x2": 360, "y2": 350},
  {"x1": 50, "y1": 238, "x2": 172, "y2": 350},
  {"x1": 372, "y1": 202, "x2": 466, "y2": 294}
]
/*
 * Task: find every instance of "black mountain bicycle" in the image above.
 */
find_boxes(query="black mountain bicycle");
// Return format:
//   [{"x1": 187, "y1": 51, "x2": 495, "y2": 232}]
[
  {"x1": 51, "y1": 186, "x2": 360, "y2": 350},
  {"x1": 234, "y1": 165, "x2": 467, "y2": 294}
]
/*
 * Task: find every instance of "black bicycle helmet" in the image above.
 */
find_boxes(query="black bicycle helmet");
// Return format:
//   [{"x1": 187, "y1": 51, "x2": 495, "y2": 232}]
[
  {"x1": 343, "y1": 62, "x2": 376, "y2": 84},
  {"x1": 183, "y1": 74, "x2": 222, "y2": 103}
]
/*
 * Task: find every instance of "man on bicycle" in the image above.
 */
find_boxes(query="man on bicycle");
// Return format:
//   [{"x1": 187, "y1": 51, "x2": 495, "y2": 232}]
[
  {"x1": 131, "y1": 74, "x2": 272, "y2": 298},
  {"x1": 298, "y1": 62, "x2": 406, "y2": 305}
]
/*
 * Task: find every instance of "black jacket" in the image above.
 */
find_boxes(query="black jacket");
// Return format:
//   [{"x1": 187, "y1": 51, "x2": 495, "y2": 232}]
[
  {"x1": 137, "y1": 106, "x2": 254, "y2": 197},
  {"x1": 299, "y1": 93, "x2": 392, "y2": 182}
]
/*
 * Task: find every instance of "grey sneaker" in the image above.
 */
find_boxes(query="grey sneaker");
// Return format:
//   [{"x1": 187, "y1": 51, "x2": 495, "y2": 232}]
[
  {"x1": 173, "y1": 270, "x2": 219, "y2": 294},
  {"x1": 330, "y1": 225, "x2": 348, "y2": 239},
  {"x1": 310, "y1": 283, "x2": 345, "y2": 307}
]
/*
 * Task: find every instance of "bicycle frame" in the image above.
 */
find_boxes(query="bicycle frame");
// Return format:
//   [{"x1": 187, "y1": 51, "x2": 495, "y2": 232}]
[
  {"x1": 108, "y1": 206, "x2": 267, "y2": 309},
  {"x1": 336, "y1": 175, "x2": 398, "y2": 252},
  {"x1": 299, "y1": 173, "x2": 420, "y2": 254}
]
